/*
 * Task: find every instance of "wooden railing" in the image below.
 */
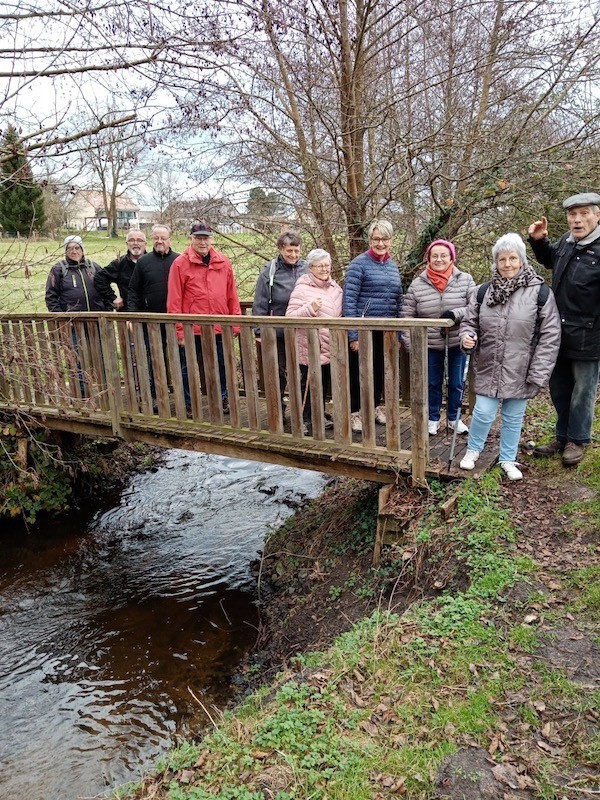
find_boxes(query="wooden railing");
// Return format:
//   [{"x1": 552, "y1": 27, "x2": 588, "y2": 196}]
[{"x1": 0, "y1": 312, "x2": 451, "y2": 483}]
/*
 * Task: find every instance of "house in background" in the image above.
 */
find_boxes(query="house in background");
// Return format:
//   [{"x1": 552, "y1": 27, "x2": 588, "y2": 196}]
[{"x1": 65, "y1": 190, "x2": 140, "y2": 230}]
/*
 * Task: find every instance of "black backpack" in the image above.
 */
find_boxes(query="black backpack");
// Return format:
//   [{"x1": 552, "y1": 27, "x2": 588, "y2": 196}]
[{"x1": 476, "y1": 280, "x2": 550, "y2": 347}]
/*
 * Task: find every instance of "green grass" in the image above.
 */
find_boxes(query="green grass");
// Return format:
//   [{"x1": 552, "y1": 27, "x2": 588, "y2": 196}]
[{"x1": 0, "y1": 230, "x2": 271, "y2": 313}]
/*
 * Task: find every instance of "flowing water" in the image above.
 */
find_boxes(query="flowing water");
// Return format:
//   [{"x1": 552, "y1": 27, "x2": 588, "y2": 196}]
[{"x1": 0, "y1": 451, "x2": 327, "y2": 800}]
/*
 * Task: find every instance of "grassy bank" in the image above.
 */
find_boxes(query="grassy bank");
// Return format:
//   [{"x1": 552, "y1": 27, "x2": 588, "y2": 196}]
[
  {"x1": 0, "y1": 231, "x2": 270, "y2": 313},
  {"x1": 113, "y1": 426, "x2": 600, "y2": 800}
]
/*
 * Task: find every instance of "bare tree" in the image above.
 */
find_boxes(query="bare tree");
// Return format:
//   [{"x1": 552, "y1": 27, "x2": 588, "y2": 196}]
[{"x1": 157, "y1": 0, "x2": 600, "y2": 273}]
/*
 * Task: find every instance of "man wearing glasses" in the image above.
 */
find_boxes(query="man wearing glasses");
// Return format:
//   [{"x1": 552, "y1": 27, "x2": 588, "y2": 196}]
[{"x1": 95, "y1": 228, "x2": 147, "y2": 311}]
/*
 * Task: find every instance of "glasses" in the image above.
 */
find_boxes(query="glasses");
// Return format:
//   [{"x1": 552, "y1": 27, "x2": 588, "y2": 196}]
[
  {"x1": 370, "y1": 237, "x2": 391, "y2": 244},
  {"x1": 311, "y1": 263, "x2": 331, "y2": 271},
  {"x1": 128, "y1": 237, "x2": 146, "y2": 243}
]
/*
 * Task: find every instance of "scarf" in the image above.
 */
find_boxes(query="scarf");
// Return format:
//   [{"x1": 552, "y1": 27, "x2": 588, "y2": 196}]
[
  {"x1": 368, "y1": 248, "x2": 390, "y2": 263},
  {"x1": 426, "y1": 263, "x2": 453, "y2": 293},
  {"x1": 567, "y1": 223, "x2": 600, "y2": 248},
  {"x1": 487, "y1": 261, "x2": 538, "y2": 306}
]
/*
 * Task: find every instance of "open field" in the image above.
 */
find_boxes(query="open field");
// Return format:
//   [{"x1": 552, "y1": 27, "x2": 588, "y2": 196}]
[{"x1": 0, "y1": 231, "x2": 271, "y2": 313}]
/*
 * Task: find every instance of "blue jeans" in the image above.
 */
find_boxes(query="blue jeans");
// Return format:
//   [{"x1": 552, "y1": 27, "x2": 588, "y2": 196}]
[
  {"x1": 549, "y1": 356, "x2": 600, "y2": 445},
  {"x1": 467, "y1": 395, "x2": 528, "y2": 462},
  {"x1": 428, "y1": 346, "x2": 466, "y2": 422},
  {"x1": 181, "y1": 334, "x2": 227, "y2": 406}
]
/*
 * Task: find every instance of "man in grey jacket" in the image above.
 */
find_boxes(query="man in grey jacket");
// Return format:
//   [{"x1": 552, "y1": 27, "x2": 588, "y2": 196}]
[{"x1": 528, "y1": 192, "x2": 600, "y2": 466}]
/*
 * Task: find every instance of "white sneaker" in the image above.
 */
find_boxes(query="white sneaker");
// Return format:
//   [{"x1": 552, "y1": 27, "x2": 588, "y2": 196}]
[
  {"x1": 450, "y1": 419, "x2": 469, "y2": 434},
  {"x1": 375, "y1": 405, "x2": 387, "y2": 425},
  {"x1": 302, "y1": 422, "x2": 309, "y2": 435},
  {"x1": 351, "y1": 412, "x2": 363, "y2": 433},
  {"x1": 500, "y1": 461, "x2": 523, "y2": 480},
  {"x1": 428, "y1": 420, "x2": 440, "y2": 435},
  {"x1": 459, "y1": 449, "x2": 480, "y2": 470}
]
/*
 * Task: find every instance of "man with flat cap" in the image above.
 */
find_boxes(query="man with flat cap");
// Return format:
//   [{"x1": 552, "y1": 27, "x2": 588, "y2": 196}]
[{"x1": 528, "y1": 192, "x2": 600, "y2": 466}]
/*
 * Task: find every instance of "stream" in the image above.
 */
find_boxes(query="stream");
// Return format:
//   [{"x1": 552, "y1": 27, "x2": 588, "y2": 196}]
[{"x1": 0, "y1": 450, "x2": 327, "y2": 800}]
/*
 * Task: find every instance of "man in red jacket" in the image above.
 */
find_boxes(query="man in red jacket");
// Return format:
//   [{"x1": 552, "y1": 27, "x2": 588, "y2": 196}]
[{"x1": 167, "y1": 221, "x2": 242, "y2": 413}]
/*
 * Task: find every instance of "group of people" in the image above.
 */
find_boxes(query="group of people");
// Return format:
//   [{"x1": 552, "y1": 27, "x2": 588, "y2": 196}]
[{"x1": 44, "y1": 190, "x2": 600, "y2": 479}]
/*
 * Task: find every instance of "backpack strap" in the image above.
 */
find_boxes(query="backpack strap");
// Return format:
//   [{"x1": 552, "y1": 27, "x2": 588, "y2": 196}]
[
  {"x1": 531, "y1": 283, "x2": 550, "y2": 348},
  {"x1": 267, "y1": 258, "x2": 278, "y2": 308},
  {"x1": 477, "y1": 280, "x2": 550, "y2": 346},
  {"x1": 476, "y1": 280, "x2": 491, "y2": 308}
]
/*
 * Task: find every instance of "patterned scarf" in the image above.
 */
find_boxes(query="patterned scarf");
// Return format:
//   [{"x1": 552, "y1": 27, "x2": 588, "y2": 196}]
[{"x1": 487, "y1": 261, "x2": 537, "y2": 306}]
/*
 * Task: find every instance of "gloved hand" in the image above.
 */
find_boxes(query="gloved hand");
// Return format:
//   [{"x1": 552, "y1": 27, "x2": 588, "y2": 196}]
[{"x1": 440, "y1": 309, "x2": 455, "y2": 336}]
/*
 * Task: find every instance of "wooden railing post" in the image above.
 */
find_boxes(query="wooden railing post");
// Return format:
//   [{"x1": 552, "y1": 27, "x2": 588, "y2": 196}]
[
  {"x1": 99, "y1": 316, "x2": 123, "y2": 437},
  {"x1": 409, "y1": 326, "x2": 428, "y2": 485}
]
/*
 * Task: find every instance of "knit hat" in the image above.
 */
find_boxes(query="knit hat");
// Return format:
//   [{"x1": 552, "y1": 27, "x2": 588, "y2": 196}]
[
  {"x1": 64, "y1": 235, "x2": 84, "y2": 251},
  {"x1": 425, "y1": 239, "x2": 456, "y2": 263}
]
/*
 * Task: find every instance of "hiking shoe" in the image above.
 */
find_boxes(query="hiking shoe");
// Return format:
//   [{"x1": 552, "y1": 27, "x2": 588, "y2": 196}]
[
  {"x1": 351, "y1": 412, "x2": 363, "y2": 432},
  {"x1": 324, "y1": 418, "x2": 334, "y2": 430},
  {"x1": 500, "y1": 461, "x2": 523, "y2": 480},
  {"x1": 302, "y1": 421, "x2": 309, "y2": 435},
  {"x1": 375, "y1": 405, "x2": 387, "y2": 425},
  {"x1": 450, "y1": 418, "x2": 469, "y2": 434},
  {"x1": 459, "y1": 449, "x2": 480, "y2": 470},
  {"x1": 562, "y1": 441, "x2": 585, "y2": 467},
  {"x1": 533, "y1": 439, "x2": 565, "y2": 457},
  {"x1": 222, "y1": 395, "x2": 230, "y2": 414},
  {"x1": 428, "y1": 420, "x2": 440, "y2": 435}
]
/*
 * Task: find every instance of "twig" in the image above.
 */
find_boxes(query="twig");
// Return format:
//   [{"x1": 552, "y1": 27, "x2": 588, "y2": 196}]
[{"x1": 187, "y1": 686, "x2": 218, "y2": 729}]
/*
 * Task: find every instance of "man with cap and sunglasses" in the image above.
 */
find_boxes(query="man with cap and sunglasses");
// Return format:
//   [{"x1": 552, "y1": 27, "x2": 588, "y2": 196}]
[
  {"x1": 528, "y1": 192, "x2": 600, "y2": 466},
  {"x1": 167, "y1": 221, "x2": 242, "y2": 413}
]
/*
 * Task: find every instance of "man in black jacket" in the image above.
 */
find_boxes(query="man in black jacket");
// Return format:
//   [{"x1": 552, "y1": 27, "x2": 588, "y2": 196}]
[
  {"x1": 127, "y1": 224, "x2": 179, "y2": 406},
  {"x1": 94, "y1": 229, "x2": 147, "y2": 310},
  {"x1": 528, "y1": 192, "x2": 600, "y2": 466},
  {"x1": 127, "y1": 224, "x2": 178, "y2": 312}
]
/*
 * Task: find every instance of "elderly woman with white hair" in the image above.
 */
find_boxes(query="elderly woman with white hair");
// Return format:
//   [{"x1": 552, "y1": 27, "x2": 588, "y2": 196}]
[
  {"x1": 342, "y1": 219, "x2": 403, "y2": 432},
  {"x1": 459, "y1": 233, "x2": 561, "y2": 480},
  {"x1": 285, "y1": 248, "x2": 342, "y2": 432}
]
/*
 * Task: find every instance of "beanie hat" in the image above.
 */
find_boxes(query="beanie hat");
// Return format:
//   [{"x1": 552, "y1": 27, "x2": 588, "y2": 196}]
[
  {"x1": 64, "y1": 235, "x2": 84, "y2": 251},
  {"x1": 425, "y1": 238, "x2": 456, "y2": 263}
]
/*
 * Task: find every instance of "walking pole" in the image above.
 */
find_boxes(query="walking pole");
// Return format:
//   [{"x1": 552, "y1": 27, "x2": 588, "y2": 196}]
[
  {"x1": 443, "y1": 330, "x2": 449, "y2": 434},
  {"x1": 448, "y1": 353, "x2": 471, "y2": 470}
]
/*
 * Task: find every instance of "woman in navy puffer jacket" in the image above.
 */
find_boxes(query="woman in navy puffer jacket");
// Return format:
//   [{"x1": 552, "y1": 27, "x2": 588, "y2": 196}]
[{"x1": 342, "y1": 219, "x2": 403, "y2": 432}]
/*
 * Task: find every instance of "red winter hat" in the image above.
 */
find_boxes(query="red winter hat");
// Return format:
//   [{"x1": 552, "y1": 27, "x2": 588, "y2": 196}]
[{"x1": 425, "y1": 239, "x2": 456, "y2": 263}]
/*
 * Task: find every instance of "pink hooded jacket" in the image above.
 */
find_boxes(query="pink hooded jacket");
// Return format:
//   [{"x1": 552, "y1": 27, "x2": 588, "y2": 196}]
[{"x1": 285, "y1": 273, "x2": 343, "y2": 365}]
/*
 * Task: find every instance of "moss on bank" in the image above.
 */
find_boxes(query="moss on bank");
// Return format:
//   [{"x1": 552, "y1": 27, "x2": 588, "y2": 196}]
[{"x1": 0, "y1": 415, "x2": 161, "y2": 526}]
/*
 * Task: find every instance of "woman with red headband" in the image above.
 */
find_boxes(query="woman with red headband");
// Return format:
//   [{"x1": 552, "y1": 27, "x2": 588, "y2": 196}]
[{"x1": 402, "y1": 239, "x2": 476, "y2": 435}]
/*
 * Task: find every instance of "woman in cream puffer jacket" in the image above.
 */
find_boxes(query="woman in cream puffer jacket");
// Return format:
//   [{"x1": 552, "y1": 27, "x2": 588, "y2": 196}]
[
  {"x1": 402, "y1": 239, "x2": 476, "y2": 435},
  {"x1": 286, "y1": 249, "x2": 343, "y2": 428}
]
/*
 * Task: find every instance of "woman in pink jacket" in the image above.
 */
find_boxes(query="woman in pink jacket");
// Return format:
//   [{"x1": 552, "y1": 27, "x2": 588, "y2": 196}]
[{"x1": 285, "y1": 249, "x2": 343, "y2": 432}]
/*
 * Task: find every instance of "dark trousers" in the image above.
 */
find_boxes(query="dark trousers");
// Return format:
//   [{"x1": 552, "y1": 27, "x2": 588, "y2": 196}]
[
  {"x1": 142, "y1": 323, "x2": 167, "y2": 400},
  {"x1": 300, "y1": 363, "x2": 331, "y2": 422},
  {"x1": 181, "y1": 334, "x2": 227, "y2": 406},
  {"x1": 349, "y1": 330, "x2": 384, "y2": 413},
  {"x1": 276, "y1": 336, "x2": 287, "y2": 409},
  {"x1": 427, "y1": 346, "x2": 467, "y2": 422}
]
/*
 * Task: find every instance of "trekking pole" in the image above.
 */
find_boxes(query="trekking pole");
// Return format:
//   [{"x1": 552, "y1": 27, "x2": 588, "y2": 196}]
[
  {"x1": 443, "y1": 330, "x2": 449, "y2": 434},
  {"x1": 448, "y1": 352, "x2": 471, "y2": 471}
]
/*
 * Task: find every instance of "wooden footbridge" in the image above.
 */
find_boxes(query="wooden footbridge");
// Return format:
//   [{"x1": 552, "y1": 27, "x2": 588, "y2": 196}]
[{"x1": 0, "y1": 312, "x2": 496, "y2": 486}]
